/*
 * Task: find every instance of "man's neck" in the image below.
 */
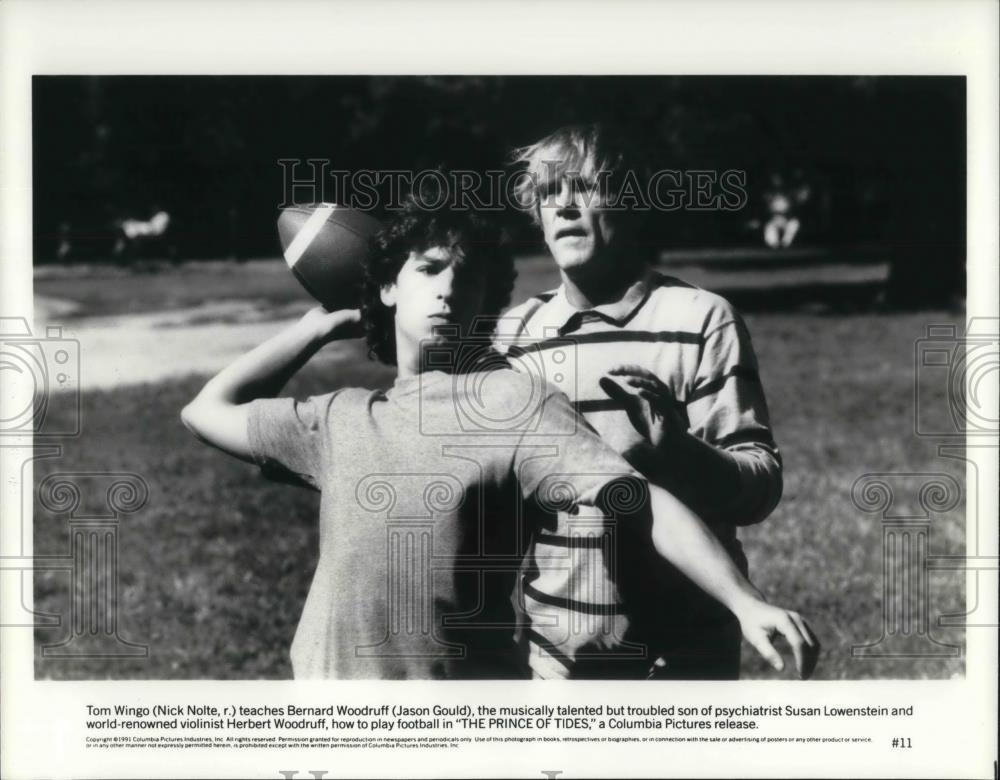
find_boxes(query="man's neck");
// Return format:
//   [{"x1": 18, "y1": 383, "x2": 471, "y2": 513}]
[{"x1": 560, "y1": 261, "x2": 646, "y2": 310}]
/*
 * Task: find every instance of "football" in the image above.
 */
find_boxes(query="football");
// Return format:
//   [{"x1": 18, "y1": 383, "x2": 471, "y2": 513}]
[{"x1": 277, "y1": 203, "x2": 382, "y2": 311}]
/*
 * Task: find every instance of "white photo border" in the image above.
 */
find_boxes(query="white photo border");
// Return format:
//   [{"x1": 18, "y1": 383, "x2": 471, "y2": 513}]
[{"x1": 1, "y1": 1, "x2": 997, "y2": 778}]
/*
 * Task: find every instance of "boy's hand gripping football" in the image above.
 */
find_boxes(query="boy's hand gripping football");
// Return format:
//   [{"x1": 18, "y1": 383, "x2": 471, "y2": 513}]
[{"x1": 300, "y1": 306, "x2": 363, "y2": 344}]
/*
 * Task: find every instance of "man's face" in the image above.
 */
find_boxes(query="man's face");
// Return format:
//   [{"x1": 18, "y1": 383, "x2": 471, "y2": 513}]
[
  {"x1": 538, "y1": 174, "x2": 621, "y2": 277},
  {"x1": 381, "y1": 245, "x2": 488, "y2": 357}
]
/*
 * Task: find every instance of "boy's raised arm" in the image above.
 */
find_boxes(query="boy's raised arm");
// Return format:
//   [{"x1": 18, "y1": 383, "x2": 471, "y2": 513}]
[{"x1": 180, "y1": 307, "x2": 361, "y2": 461}]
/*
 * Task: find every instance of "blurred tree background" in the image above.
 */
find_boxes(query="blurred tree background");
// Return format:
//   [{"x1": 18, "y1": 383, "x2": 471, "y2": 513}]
[{"x1": 33, "y1": 76, "x2": 964, "y2": 306}]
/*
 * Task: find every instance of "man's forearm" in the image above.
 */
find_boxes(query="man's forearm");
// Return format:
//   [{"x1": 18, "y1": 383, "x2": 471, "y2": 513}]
[{"x1": 630, "y1": 432, "x2": 742, "y2": 517}]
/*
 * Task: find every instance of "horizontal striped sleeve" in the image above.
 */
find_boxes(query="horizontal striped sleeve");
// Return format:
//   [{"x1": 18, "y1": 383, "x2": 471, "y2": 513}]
[
  {"x1": 687, "y1": 309, "x2": 782, "y2": 524},
  {"x1": 688, "y1": 312, "x2": 769, "y2": 441},
  {"x1": 686, "y1": 364, "x2": 761, "y2": 404}
]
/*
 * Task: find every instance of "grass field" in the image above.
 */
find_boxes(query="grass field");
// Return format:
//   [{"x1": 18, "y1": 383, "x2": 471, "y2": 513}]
[
  {"x1": 34, "y1": 258, "x2": 309, "y2": 318},
  {"x1": 31, "y1": 253, "x2": 966, "y2": 680}
]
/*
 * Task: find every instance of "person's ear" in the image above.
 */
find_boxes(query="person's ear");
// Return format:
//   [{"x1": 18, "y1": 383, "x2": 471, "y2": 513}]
[{"x1": 380, "y1": 282, "x2": 397, "y2": 308}]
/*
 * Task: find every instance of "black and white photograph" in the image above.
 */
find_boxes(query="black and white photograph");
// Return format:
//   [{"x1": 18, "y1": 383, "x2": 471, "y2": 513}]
[
  {"x1": 1, "y1": 2, "x2": 996, "y2": 779},
  {"x1": 24, "y1": 72, "x2": 968, "y2": 682}
]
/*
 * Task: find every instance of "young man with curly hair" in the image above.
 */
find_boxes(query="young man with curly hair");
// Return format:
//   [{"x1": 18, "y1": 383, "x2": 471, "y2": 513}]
[
  {"x1": 502, "y1": 123, "x2": 784, "y2": 679},
  {"x1": 181, "y1": 190, "x2": 815, "y2": 680}
]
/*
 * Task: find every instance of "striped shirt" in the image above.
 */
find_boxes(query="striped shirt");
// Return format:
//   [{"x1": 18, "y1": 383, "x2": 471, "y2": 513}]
[{"x1": 497, "y1": 269, "x2": 782, "y2": 678}]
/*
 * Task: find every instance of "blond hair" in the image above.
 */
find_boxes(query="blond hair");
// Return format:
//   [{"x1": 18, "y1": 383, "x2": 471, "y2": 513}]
[{"x1": 510, "y1": 123, "x2": 650, "y2": 225}]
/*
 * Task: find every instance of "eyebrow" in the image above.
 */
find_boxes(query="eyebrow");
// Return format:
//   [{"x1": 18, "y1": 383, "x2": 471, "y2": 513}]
[{"x1": 415, "y1": 252, "x2": 455, "y2": 266}]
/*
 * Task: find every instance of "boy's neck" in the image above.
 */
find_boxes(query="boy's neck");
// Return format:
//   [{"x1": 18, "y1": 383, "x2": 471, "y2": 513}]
[
  {"x1": 396, "y1": 361, "x2": 419, "y2": 380},
  {"x1": 394, "y1": 328, "x2": 421, "y2": 379},
  {"x1": 394, "y1": 340, "x2": 494, "y2": 380}
]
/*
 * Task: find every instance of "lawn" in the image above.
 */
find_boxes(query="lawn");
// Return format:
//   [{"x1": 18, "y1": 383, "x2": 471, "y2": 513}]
[
  {"x1": 31, "y1": 254, "x2": 965, "y2": 680},
  {"x1": 34, "y1": 258, "x2": 308, "y2": 318}
]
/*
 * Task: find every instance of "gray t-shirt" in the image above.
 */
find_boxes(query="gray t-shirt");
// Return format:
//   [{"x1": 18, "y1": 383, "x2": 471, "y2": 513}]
[{"x1": 247, "y1": 366, "x2": 641, "y2": 679}]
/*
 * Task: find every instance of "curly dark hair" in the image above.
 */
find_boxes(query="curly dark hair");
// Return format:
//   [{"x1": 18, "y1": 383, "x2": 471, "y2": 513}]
[{"x1": 361, "y1": 190, "x2": 517, "y2": 366}]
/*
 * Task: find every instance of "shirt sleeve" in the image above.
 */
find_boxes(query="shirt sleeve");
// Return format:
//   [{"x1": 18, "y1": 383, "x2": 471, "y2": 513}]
[
  {"x1": 245, "y1": 392, "x2": 344, "y2": 491},
  {"x1": 512, "y1": 387, "x2": 647, "y2": 514},
  {"x1": 686, "y1": 306, "x2": 783, "y2": 526}
]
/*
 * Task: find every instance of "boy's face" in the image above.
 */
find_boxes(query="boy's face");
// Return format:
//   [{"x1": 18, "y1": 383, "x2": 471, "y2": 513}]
[
  {"x1": 381, "y1": 245, "x2": 488, "y2": 358},
  {"x1": 538, "y1": 174, "x2": 622, "y2": 278}
]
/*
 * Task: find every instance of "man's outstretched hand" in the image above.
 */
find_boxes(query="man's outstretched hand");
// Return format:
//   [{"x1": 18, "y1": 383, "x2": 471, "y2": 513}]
[{"x1": 600, "y1": 365, "x2": 687, "y2": 448}]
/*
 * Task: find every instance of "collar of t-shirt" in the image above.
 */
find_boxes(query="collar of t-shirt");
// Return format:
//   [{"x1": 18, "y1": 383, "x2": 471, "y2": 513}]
[
  {"x1": 389, "y1": 370, "x2": 451, "y2": 399},
  {"x1": 545, "y1": 267, "x2": 655, "y2": 336}
]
